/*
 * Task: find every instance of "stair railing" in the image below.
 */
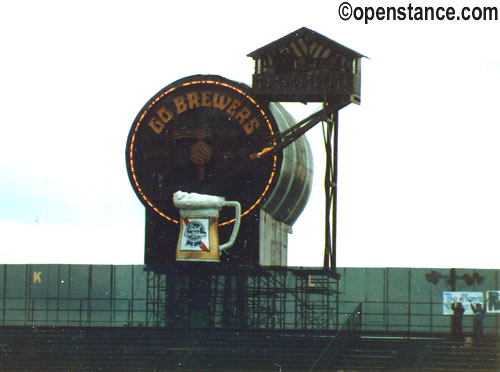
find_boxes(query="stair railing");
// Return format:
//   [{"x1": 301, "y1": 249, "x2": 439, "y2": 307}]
[{"x1": 309, "y1": 302, "x2": 362, "y2": 371}]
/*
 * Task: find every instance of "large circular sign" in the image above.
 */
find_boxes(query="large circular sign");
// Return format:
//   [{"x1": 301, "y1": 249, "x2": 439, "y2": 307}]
[{"x1": 126, "y1": 75, "x2": 280, "y2": 226}]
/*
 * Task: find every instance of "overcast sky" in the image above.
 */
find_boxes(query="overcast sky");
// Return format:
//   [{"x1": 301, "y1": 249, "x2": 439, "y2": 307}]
[{"x1": 1, "y1": 1, "x2": 499, "y2": 268}]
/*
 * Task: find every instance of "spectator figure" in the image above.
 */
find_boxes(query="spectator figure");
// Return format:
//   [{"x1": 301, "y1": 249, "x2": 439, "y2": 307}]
[
  {"x1": 274, "y1": 47, "x2": 295, "y2": 74},
  {"x1": 470, "y1": 299, "x2": 487, "y2": 341},
  {"x1": 450, "y1": 298, "x2": 465, "y2": 340}
]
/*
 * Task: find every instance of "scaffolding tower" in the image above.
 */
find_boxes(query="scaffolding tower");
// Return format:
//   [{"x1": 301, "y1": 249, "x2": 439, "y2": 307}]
[{"x1": 146, "y1": 265, "x2": 340, "y2": 331}]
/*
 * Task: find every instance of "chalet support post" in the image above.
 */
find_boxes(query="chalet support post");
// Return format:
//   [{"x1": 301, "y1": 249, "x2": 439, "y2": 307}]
[
  {"x1": 332, "y1": 110, "x2": 339, "y2": 270},
  {"x1": 323, "y1": 108, "x2": 339, "y2": 270},
  {"x1": 323, "y1": 111, "x2": 332, "y2": 268}
]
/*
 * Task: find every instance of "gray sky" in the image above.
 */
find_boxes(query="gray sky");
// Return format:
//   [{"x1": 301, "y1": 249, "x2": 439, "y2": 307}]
[{"x1": 1, "y1": 0, "x2": 499, "y2": 268}]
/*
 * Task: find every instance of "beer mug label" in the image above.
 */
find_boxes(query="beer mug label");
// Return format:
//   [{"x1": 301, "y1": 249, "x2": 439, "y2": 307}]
[{"x1": 180, "y1": 217, "x2": 210, "y2": 251}]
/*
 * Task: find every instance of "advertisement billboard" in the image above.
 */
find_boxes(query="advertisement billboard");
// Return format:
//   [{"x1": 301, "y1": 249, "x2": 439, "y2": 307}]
[{"x1": 442, "y1": 292, "x2": 484, "y2": 315}]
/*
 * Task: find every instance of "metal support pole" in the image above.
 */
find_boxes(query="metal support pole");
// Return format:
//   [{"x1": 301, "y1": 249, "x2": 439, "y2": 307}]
[
  {"x1": 332, "y1": 111, "x2": 339, "y2": 270},
  {"x1": 450, "y1": 268, "x2": 457, "y2": 291},
  {"x1": 323, "y1": 109, "x2": 339, "y2": 270}
]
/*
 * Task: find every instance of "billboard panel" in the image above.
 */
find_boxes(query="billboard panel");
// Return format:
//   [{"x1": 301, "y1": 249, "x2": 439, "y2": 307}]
[{"x1": 442, "y1": 291, "x2": 483, "y2": 315}]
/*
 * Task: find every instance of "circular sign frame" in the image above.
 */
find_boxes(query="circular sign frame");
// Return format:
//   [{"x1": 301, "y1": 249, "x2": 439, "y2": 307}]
[{"x1": 126, "y1": 75, "x2": 280, "y2": 226}]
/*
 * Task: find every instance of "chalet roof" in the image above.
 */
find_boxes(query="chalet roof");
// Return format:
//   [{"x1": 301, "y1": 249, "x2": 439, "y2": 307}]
[{"x1": 247, "y1": 27, "x2": 365, "y2": 59}]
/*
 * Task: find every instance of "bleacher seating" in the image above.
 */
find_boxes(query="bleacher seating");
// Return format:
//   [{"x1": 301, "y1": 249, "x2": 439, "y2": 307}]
[
  {"x1": 329, "y1": 333, "x2": 500, "y2": 371},
  {"x1": 0, "y1": 327, "x2": 498, "y2": 371}
]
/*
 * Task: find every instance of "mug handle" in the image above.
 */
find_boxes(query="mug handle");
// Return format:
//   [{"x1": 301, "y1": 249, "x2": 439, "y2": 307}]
[{"x1": 219, "y1": 201, "x2": 241, "y2": 251}]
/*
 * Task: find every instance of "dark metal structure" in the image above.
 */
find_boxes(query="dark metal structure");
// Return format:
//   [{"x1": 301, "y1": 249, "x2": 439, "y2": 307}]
[{"x1": 145, "y1": 264, "x2": 340, "y2": 330}]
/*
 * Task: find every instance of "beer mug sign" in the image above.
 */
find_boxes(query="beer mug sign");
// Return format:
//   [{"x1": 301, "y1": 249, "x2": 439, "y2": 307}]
[{"x1": 173, "y1": 191, "x2": 241, "y2": 262}]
